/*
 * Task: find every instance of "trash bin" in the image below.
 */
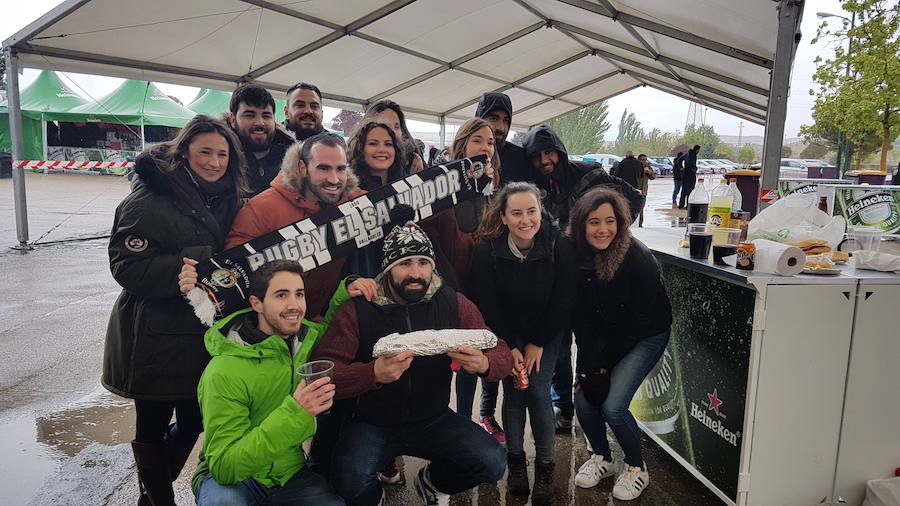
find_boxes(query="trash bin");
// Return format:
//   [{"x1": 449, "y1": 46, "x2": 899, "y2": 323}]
[
  {"x1": 821, "y1": 166, "x2": 837, "y2": 179},
  {"x1": 806, "y1": 166, "x2": 822, "y2": 179},
  {"x1": 726, "y1": 170, "x2": 761, "y2": 217},
  {"x1": 857, "y1": 172, "x2": 887, "y2": 185},
  {"x1": 0, "y1": 152, "x2": 11, "y2": 179}
]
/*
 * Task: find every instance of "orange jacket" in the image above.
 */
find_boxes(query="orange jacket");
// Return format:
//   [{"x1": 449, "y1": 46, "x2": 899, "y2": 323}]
[{"x1": 226, "y1": 169, "x2": 364, "y2": 318}]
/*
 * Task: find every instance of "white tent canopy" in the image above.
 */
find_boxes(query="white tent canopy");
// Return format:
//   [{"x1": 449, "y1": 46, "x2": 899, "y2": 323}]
[
  {"x1": 5, "y1": 0, "x2": 786, "y2": 127},
  {"x1": 3, "y1": 0, "x2": 804, "y2": 248}
]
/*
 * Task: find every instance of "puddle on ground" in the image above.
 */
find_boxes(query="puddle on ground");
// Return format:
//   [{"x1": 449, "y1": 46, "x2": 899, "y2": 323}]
[{"x1": 0, "y1": 389, "x2": 134, "y2": 505}]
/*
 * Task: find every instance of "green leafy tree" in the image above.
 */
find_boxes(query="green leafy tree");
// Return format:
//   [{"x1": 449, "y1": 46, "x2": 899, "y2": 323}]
[
  {"x1": 634, "y1": 128, "x2": 677, "y2": 156},
  {"x1": 615, "y1": 109, "x2": 644, "y2": 154},
  {"x1": 545, "y1": 102, "x2": 611, "y2": 155},
  {"x1": 806, "y1": 0, "x2": 900, "y2": 171},
  {"x1": 714, "y1": 144, "x2": 736, "y2": 160},
  {"x1": 781, "y1": 145, "x2": 792, "y2": 157},
  {"x1": 0, "y1": 54, "x2": 6, "y2": 91},
  {"x1": 799, "y1": 142, "x2": 830, "y2": 159},
  {"x1": 678, "y1": 124, "x2": 720, "y2": 158},
  {"x1": 330, "y1": 109, "x2": 364, "y2": 135},
  {"x1": 670, "y1": 143, "x2": 690, "y2": 157},
  {"x1": 738, "y1": 144, "x2": 757, "y2": 164}
]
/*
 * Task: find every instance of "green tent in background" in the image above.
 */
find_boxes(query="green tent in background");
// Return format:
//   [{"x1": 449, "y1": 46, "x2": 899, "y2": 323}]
[
  {"x1": 43, "y1": 79, "x2": 196, "y2": 127},
  {"x1": 187, "y1": 88, "x2": 231, "y2": 119},
  {"x1": 0, "y1": 70, "x2": 90, "y2": 159},
  {"x1": 186, "y1": 88, "x2": 288, "y2": 124}
]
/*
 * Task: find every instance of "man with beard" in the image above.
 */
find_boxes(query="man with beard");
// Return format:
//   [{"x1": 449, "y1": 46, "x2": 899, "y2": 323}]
[
  {"x1": 228, "y1": 85, "x2": 296, "y2": 197},
  {"x1": 226, "y1": 133, "x2": 364, "y2": 319},
  {"x1": 475, "y1": 92, "x2": 530, "y2": 184},
  {"x1": 192, "y1": 260, "x2": 376, "y2": 505},
  {"x1": 284, "y1": 82, "x2": 328, "y2": 141},
  {"x1": 523, "y1": 125, "x2": 644, "y2": 226},
  {"x1": 313, "y1": 205, "x2": 512, "y2": 506}
]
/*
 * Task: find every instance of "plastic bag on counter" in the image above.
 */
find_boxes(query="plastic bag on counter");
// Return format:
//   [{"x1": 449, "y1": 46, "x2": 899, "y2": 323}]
[{"x1": 748, "y1": 193, "x2": 845, "y2": 248}]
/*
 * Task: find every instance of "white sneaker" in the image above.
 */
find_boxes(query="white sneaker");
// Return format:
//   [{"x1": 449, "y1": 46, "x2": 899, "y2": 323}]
[
  {"x1": 575, "y1": 455, "x2": 617, "y2": 488},
  {"x1": 612, "y1": 464, "x2": 650, "y2": 500}
]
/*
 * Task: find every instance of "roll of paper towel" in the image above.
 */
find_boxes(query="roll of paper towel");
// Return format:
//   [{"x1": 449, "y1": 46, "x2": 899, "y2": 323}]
[{"x1": 750, "y1": 239, "x2": 805, "y2": 276}]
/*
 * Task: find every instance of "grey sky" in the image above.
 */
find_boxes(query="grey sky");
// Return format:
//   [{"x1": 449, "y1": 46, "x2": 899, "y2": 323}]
[{"x1": 2, "y1": 0, "x2": 849, "y2": 141}]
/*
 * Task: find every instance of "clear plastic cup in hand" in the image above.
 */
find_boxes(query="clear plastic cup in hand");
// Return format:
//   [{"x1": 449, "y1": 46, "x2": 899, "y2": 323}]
[{"x1": 297, "y1": 360, "x2": 334, "y2": 387}]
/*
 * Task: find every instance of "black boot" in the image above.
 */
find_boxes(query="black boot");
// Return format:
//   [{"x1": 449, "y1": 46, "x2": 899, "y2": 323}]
[
  {"x1": 531, "y1": 460, "x2": 555, "y2": 505},
  {"x1": 164, "y1": 424, "x2": 198, "y2": 482},
  {"x1": 506, "y1": 452, "x2": 529, "y2": 497},
  {"x1": 131, "y1": 441, "x2": 175, "y2": 506}
]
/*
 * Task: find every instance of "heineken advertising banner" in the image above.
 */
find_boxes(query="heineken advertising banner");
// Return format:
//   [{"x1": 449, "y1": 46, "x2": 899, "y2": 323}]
[
  {"x1": 776, "y1": 178, "x2": 848, "y2": 198},
  {"x1": 833, "y1": 185, "x2": 900, "y2": 235},
  {"x1": 189, "y1": 156, "x2": 491, "y2": 323},
  {"x1": 631, "y1": 264, "x2": 753, "y2": 500}
]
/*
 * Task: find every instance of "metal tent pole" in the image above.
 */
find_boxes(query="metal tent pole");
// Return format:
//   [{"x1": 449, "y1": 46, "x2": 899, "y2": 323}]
[
  {"x1": 759, "y1": 0, "x2": 804, "y2": 211},
  {"x1": 5, "y1": 47, "x2": 31, "y2": 250},
  {"x1": 439, "y1": 115, "x2": 446, "y2": 149}
]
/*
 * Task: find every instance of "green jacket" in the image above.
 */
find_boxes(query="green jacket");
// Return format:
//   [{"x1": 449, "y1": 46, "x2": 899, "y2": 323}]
[{"x1": 192, "y1": 277, "x2": 352, "y2": 492}]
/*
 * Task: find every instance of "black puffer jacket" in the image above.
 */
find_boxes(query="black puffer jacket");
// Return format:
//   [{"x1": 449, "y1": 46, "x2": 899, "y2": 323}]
[
  {"x1": 572, "y1": 237, "x2": 672, "y2": 373},
  {"x1": 102, "y1": 153, "x2": 240, "y2": 400},
  {"x1": 467, "y1": 220, "x2": 576, "y2": 349},
  {"x1": 522, "y1": 126, "x2": 644, "y2": 225}
]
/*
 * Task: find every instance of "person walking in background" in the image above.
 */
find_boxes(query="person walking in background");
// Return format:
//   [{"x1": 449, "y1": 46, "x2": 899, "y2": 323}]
[
  {"x1": 567, "y1": 186, "x2": 672, "y2": 501},
  {"x1": 671, "y1": 151, "x2": 685, "y2": 209},
  {"x1": 635, "y1": 154, "x2": 655, "y2": 227},
  {"x1": 467, "y1": 182, "x2": 576, "y2": 504},
  {"x1": 103, "y1": 115, "x2": 247, "y2": 506},
  {"x1": 611, "y1": 151, "x2": 641, "y2": 191},
  {"x1": 678, "y1": 145, "x2": 700, "y2": 209}
]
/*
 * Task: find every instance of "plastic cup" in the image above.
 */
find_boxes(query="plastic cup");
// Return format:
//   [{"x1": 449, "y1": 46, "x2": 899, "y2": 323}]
[
  {"x1": 297, "y1": 360, "x2": 334, "y2": 386},
  {"x1": 850, "y1": 226, "x2": 882, "y2": 252},
  {"x1": 688, "y1": 223, "x2": 713, "y2": 260},
  {"x1": 712, "y1": 228, "x2": 741, "y2": 265}
]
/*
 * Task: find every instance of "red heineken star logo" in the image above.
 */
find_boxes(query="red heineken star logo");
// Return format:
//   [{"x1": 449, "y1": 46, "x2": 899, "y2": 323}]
[{"x1": 707, "y1": 389, "x2": 723, "y2": 415}]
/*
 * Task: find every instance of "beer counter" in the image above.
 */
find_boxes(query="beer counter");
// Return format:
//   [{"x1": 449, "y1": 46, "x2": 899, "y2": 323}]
[{"x1": 629, "y1": 227, "x2": 900, "y2": 506}]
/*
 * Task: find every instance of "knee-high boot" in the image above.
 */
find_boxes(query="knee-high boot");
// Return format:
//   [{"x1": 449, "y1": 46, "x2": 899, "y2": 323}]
[{"x1": 131, "y1": 441, "x2": 175, "y2": 506}]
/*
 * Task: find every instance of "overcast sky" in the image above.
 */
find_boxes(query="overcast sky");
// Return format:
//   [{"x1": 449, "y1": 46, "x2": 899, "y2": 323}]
[{"x1": 2, "y1": 0, "x2": 849, "y2": 141}]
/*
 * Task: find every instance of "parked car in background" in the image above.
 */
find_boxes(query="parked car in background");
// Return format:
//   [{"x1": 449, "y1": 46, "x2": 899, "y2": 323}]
[
  {"x1": 802, "y1": 159, "x2": 834, "y2": 168},
  {"x1": 698, "y1": 159, "x2": 728, "y2": 174},
  {"x1": 649, "y1": 156, "x2": 673, "y2": 167},
  {"x1": 648, "y1": 161, "x2": 670, "y2": 176},
  {"x1": 580, "y1": 153, "x2": 622, "y2": 170},
  {"x1": 780, "y1": 158, "x2": 809, "y2": 178},
  {"x1": 714, "y1": 159, "x2": 744, "y2": 171}
]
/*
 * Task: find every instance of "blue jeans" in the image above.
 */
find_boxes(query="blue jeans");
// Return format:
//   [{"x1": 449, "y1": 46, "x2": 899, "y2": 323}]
[
  {"x1": 502, "y1": 337, "x2": 561, "y2": 462},
  {"x1": 672, "y1": 180, "x2": 683, "y2": 204},
  {"x1": 455, "y1": 370, "x2": 500, "y2": 419},
  {"x1": 575, "y1": 331, "x2": 669, "y2": 468},
  {"x1": 196, "y1": 466, "x2": 344, "y2": 506},
  {"x1": 330, "y1": 408, "x2": 506, "y2": 506},
  {"x1": 550, "y1": 332, "x2": 574, "y2": 419}
]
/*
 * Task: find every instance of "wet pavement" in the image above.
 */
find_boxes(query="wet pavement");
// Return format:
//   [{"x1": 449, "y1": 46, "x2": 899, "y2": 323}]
[{"x1": 0, "y1": 174, "x2": 844, "y2": 505}]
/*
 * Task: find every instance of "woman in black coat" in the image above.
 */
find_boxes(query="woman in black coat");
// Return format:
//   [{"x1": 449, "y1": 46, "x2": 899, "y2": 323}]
[
  {"x1": 467, "y1": 182, "x2": 576, "y2": 504},
  {"x1": 567, "y1": 186, "x2": 672, "y2": 500},
  {"x1": 103, "y1": 114, "x2": 246, "y2": 505}
]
